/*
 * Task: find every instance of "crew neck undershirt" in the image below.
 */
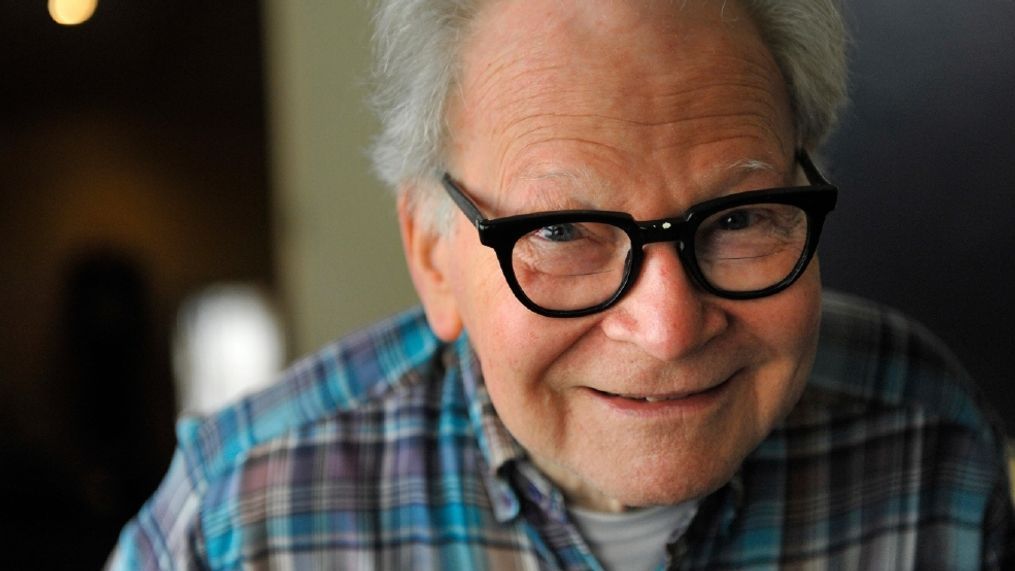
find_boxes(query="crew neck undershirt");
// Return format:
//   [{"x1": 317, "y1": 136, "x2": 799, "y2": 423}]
[{"x1": 568, "y1": 499, "x2": 699, "y2": 571}]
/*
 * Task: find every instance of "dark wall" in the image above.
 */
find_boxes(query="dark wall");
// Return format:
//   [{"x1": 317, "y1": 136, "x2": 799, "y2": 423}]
[{"x1": 821, "y1": 0, "x2": 1015, "y2": 433}]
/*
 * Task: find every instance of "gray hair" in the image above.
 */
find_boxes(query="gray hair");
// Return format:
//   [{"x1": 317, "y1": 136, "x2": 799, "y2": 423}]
[{"x1": 369, "y1": 0, "x2": 847, "y2": 231}]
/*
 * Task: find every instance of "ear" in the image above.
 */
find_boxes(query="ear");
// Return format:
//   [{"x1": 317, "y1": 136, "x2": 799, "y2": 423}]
[{"x1": 397, "y1": 189, "x2": 463, "y2": 342}]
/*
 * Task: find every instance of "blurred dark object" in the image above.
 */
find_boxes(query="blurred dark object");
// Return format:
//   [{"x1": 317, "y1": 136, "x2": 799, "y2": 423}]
[
  {"x1": 0, "y1": 251, "x2": 172, "y2": 569},
  {"x1": 62, "y1": 252, "x2": 167, "y2": 527}
]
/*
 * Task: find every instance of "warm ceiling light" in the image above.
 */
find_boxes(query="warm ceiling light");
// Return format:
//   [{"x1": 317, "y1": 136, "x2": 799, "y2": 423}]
[{"x1": 49, "y1": 0, "x2": 98, "y2": 26}]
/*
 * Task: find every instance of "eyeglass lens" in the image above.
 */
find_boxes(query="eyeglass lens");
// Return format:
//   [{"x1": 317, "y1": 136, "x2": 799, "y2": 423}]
[{"x1": 510, "y1": 202, "x2": 810, "y2": 312}]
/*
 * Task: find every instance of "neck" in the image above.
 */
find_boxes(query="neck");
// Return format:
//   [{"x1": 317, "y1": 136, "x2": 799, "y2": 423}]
[{"x1": 530, "y1": 454, "x2": 627, "y2": 513}]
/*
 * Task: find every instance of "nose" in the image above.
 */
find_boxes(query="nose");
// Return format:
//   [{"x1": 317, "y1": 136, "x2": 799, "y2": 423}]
[{"x1": 599, "y1": 243, "x2": 728, "y2": 361}]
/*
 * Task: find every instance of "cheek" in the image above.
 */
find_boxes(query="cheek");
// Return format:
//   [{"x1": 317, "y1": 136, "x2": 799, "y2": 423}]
[
  {"x1": 776, "y1": 266, "x2": 823, "y2": 359},
  {"x1": 446, "y1": 236, "x2": 601, "y2": 456},
  {"x1": 447, "y1": 233, "x2": 581, "y2": 384},
  {"x1": 446, "y1": 231, "x2": 507, "y2": 333},
  {"x1": 740, "y1": 260, "x2": 821, "y2": 350},
  {"x1": 740, "y1": 267, "x2": 822, "y2": 417},
  {"x1": 467, "y1": 295, "x2": 590, "y2": 391}
]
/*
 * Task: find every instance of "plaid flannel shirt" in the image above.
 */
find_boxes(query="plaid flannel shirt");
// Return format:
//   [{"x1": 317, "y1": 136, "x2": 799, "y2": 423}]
[{"x1": 108, "y1": 291, "x2": 1014, "y2": 569}]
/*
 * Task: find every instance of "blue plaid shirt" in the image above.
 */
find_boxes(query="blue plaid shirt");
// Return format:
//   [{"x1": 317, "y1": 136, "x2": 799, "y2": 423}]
[{"x1": 108, "y1": 292, "x2": 1014, "y2": 569}]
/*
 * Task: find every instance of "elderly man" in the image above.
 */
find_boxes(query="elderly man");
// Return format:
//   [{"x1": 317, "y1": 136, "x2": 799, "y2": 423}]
[{"x1": 110, "y1": 0, "x2": 1013, "y2": 569}]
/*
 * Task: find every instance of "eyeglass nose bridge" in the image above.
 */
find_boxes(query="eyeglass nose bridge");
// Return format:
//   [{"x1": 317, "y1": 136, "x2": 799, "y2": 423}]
[
  {"x1": 636, "y1": 216, "x2": 693, "y2": 247},
  {"x1": 624, "y1": 217, "x2": 701, "y2": 296}
]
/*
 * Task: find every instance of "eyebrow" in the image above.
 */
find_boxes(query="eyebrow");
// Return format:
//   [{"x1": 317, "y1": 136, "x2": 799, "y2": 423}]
[
  {"x1": 523, "y1": 158, "x2": 779, "y2": 184},
  {"x1": 729, "y1": 158, "x2": 778, "y2": 174},
  {"x1": 709, "y1": 158, "x2": 782, "y2": 191},
  {"x1": 515, "y1": 167, "x2": 606, "y2": 211}
]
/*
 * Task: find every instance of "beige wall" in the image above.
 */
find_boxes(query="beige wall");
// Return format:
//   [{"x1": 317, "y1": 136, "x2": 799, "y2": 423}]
[{"x1": 263, "y1": 1, "x2": 418, "y2": 356}]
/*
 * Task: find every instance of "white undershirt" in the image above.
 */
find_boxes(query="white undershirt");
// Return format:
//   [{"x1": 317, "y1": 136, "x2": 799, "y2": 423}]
[{"x1": 568, "y1": 500, "x2": 699, "y2": 571}]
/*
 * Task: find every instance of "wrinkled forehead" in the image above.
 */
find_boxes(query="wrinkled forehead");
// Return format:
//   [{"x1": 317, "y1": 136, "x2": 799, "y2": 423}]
[
  {"x1": 453, "y1": 0, "x2": 781, "y2": 113},
  {"x1": 446, "y1": 0, "x2": 795, "y2": 209}
]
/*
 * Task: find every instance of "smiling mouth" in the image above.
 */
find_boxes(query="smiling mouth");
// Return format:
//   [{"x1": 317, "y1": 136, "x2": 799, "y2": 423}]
[
  {"x1": 592, "y1": 387, "x2": 715, "y2": 402},
  {"x1": 590, "y1": 374, "x2": 735, "y2": 405},
  {"x1": 607, "y1": 392, "x2": 690, "y2": 403}
]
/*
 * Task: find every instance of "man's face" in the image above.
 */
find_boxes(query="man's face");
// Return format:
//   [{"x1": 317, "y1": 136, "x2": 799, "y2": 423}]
[{"x1": 405, "y1": 0, "x2": 821, "y2": 510}]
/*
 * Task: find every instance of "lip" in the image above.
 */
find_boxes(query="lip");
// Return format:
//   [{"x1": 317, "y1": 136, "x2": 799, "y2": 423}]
[{"x1": 584, "y1": 373, "x2": 738, "y2": 417}]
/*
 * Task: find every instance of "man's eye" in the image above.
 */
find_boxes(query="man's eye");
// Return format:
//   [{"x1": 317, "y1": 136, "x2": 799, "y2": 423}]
[
  {"x1": 535, "y1": 223, "x2": 581, "y2": 242},
  {"x1": 717, "y1": 210, "x2": 754, "y2": 231}
]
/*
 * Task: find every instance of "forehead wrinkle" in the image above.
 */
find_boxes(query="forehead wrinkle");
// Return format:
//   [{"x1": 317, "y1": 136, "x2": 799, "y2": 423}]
[
  {"x1": 488, "y1": 78, "x2": 782, "y2": 134},
  {"x1": 467, "y1": 24, "x2": 784, "y2": 121},
  {"x1": 655, "y1": 66, "x2": 785, "y2": 117},
  {"x1": 461, "y1": 17, "x2": 792, "y2": 156},
  {"x1": 469, "y1": 62, "x2": 567, "y2": 123},
  {"x1": 492, "y1": 132, "x2": 624, "y2": 209},
  {"x1": 486, "y1": 64, "x2": 786, "y2": 145},
  {"x1": 493, "y1": 106, "x2": 787, "y2": 210},
  {"x1": 461, "y1": 21, "x2": 569, "y2": 127},
  {"x1": 494, "y1": 79, "x2": 785, "y2": 150},
  {"x1": 649, "y1": 77, "x2": 793, "y2": 157}
]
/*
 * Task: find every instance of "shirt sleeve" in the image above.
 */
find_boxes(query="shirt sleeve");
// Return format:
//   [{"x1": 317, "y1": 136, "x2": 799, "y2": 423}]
[{"x1": 105, "y1": 445, "x2": 209, "y2": 570}]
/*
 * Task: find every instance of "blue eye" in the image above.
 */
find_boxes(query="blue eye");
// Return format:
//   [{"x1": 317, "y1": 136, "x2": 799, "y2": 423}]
[{"x1": 536, "y1": 223, "x2": 581, "y2": 242}]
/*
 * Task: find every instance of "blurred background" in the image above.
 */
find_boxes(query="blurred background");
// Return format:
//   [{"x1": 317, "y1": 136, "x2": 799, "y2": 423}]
[{"x1": 0, "y1": 0, "x2": 1011, "y2": 568}]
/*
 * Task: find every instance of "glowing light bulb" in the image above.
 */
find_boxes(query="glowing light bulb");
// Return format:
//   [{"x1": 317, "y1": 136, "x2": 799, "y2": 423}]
[{"x1": 49, "y1": 0, "x2": 98, "y2": 26}]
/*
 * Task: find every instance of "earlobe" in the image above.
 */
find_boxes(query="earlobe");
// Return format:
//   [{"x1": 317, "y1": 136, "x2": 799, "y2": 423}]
[{"x1": 397, "y1": 190, "x2": 464, "y2": 342}]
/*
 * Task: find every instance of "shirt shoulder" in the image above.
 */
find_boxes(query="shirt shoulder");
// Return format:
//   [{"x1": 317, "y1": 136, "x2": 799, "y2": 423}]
[
  {"x1": 107, "y1": 307, "x2": 461, "y2": 570},
  {"x1": 806, "y1": 290, "x2": 991, "y2": 433},
  {"x1": 175, "y1": 307, "x2": 445, "y2": 484},
  {"x1": 729, "y1": 291, "x2": 1014, "y2": 569}
]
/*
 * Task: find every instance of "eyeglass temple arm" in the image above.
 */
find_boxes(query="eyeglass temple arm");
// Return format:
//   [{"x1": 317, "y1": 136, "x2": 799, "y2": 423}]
[
  {"x1": 441, "y1": 173, "x2": 487, "y2": 229},
  {"x1": 797, "y1": 150, "x2": 831, "y2": 186}
]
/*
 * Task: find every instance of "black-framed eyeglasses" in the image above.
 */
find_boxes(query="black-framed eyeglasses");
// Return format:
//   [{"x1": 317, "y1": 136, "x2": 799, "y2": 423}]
[{"x1": 441, "y1": 151, "x2": 838, "y2": 318}]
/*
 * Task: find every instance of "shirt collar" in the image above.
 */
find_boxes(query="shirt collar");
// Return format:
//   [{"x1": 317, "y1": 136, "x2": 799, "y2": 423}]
[{"x1": 453, "y1": 334, "x2": 527, "y2": 522}]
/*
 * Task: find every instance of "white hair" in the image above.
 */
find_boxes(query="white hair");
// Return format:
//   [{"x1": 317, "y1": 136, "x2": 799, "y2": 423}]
[{"x1": 369, "y1": 0, "x2": 847, "y2": 231}]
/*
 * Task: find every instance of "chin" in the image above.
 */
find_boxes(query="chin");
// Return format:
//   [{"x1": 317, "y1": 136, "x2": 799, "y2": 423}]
[{"x1": 590, "y1": 447, "x2": 746, "y2": 509}]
